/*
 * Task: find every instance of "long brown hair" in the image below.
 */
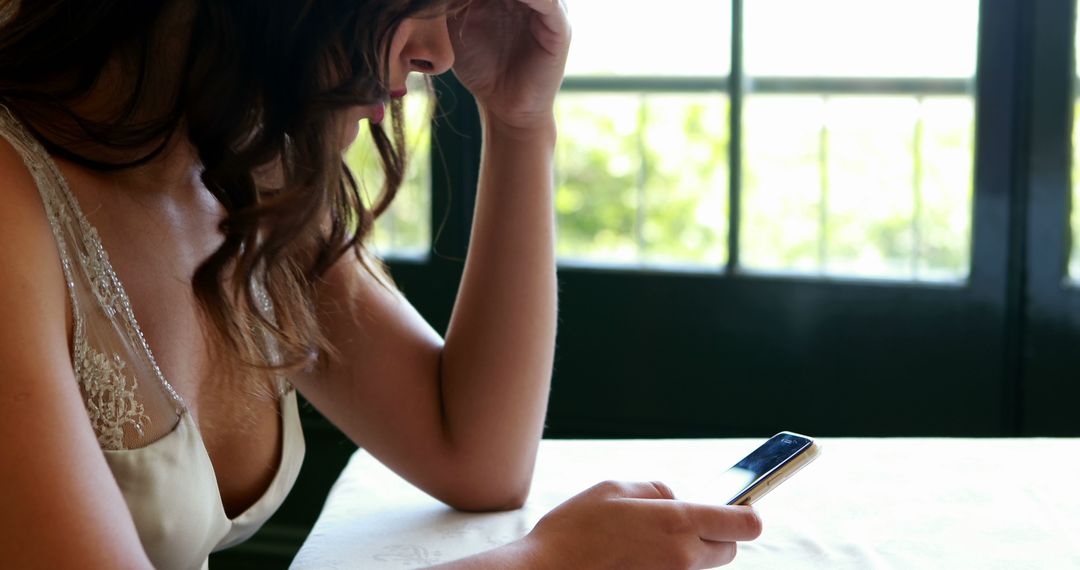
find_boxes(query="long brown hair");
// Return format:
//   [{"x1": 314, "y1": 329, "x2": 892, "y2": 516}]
[{"x1": 0, "y1": 0, "x2": 447, "y2": 376}]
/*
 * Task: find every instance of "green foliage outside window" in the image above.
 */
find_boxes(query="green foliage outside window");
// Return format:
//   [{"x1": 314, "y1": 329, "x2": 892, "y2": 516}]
[
  {"x1": 554, "y1": 94, "x2": 729, "y2": 267},
  {"x1": 742, "y1": 96, "x2": 972, "y2": 280},
  {"x1": 345, "y1": 79, "x2": 431, "y2": 259}
]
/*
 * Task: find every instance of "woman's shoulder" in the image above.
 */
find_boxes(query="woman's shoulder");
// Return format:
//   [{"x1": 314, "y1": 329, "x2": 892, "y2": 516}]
[
  {"x1": 0, "y1": 132, "x2": 54, "y2": 238},
  {"x1": 0, "y1": 132, "x2": 153, "y2": 567},
  {"x1": 0, "y1": 129, "x2": 28, "y2": 174},
  {"x1": 0, "y1": 133, "x2": 68, "y2": 320}
]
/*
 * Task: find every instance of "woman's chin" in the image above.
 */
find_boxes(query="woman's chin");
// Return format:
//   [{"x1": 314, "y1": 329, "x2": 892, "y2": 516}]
[
  {"x1": 339, "y1": 105, "x2": 382, "y2": 150},
  {"x1": 341, "y1": 121, "x2": 361, "y2": 150}
]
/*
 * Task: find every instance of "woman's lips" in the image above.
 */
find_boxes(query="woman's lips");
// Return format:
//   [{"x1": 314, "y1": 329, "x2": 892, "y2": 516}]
[
  {"x1": 371, "y1": 103, "x2": 385, "y2": 124},
  {"x1": 364, "y1": 89, "x2": 405, "y2": 124},
  {"x1": 359, "y1": 88, "x2": 404, "y2": 125}
]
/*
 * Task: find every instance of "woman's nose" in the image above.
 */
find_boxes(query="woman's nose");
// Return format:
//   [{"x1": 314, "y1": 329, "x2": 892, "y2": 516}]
[{"x1": 401, "y1": 16, "x2": 455, "y2": 76}]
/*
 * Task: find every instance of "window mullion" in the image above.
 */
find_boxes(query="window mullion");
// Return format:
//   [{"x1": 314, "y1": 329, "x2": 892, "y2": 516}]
[
  {"x1": 913, "y1": 96, "x2": 925, "y2": 279},
  {"x1": 727, "y1": 0, "x2": 745, "y2": 272},
  {"x1": 818, "y1": 98, "x2": 830, "y2": 273},
  {"x1": 636, "y1": 94, "x2": 649, "y2": 261}
]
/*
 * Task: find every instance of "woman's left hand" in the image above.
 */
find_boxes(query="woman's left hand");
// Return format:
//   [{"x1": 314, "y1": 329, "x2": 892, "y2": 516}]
[{"x1": 449, "y1": 0, "x2": 571, "y2": 131}]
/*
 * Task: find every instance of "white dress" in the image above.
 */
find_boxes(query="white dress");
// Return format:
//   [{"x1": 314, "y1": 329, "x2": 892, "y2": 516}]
[{"x1": 0, "y1": 105, "x2": 306, "y2": 570}]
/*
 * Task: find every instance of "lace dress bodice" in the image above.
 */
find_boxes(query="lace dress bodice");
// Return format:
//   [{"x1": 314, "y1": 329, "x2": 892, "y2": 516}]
[{"x1": 0, "y1": 104, "x2": 306, "y2": 570}]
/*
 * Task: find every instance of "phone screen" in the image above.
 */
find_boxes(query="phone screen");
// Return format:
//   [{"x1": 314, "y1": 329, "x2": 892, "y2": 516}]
[{"x1": 720, "y1": 432, "x2": 815, "y2": 505}]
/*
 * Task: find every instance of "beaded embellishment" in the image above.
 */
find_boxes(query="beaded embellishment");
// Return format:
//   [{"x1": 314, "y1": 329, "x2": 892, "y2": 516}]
[{"x1": 0, "y1": 105, "x2": 184, "y2": 448}]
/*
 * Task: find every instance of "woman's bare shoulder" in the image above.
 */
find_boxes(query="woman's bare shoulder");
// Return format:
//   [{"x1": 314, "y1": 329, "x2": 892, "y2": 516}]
[
  {"x1": 0, "y1": 135, "x2": 63, "y2": 297},
  {"x1": 0, "y1": 137, "x2": 154, "y2": 568},
  {"x1": 0, "y1": 134, "x2": 59, "y2": 268}
]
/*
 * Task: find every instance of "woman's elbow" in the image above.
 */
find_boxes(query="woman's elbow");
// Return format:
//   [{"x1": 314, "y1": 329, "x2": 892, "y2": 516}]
[{"x1": 439, "y1": 475, "x2": 533, "y2": 512}]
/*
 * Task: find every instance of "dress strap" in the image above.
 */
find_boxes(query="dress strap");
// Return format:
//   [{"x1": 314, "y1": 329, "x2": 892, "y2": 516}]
[{"x1": 0, "y1": 104, "x2": 187, "y2": 423}]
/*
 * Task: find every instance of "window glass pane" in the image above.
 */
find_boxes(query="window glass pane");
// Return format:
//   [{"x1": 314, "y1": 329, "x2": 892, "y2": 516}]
[
  {"x1": 741, "y1": 1, "x2": 978, "y2": 281},
  {"x1": 744, "y1": 0, "x2": 979, "y2": 78},
  {"x1": 565, "y1": 1, "x2": 731, "y2": 77},
  {"x1": 345, "y1": 76, "x2": 431, "y2": 258},
  {"x1": 918, "y1": 99, "x2": 975, "y2": 279},
  {"x1": 1073, "y1": 99, "x2": 1080, "y2": 278},
  {"x1": 555, "y1": 94, "x2": 728, "y2": 266},
  {"x1": 740, "y1": 97, "x2": 824, "y2": 272},
  {"x1": 741, "y1": 96, "x2": 973, "y2": 281},
  {"x1": 1072, "y1": 0, "x2": 1080, "y2": 279}
]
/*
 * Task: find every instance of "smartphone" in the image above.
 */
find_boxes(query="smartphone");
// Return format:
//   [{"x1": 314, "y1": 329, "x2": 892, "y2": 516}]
[{"x1": 720, "y1": 431, "x2": 820, "y2": 506}]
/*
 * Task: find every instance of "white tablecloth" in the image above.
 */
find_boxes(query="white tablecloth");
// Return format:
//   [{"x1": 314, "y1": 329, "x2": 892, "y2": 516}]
[{"x1": 291, "y1": 439, "x2": 1080, "y2": 569}]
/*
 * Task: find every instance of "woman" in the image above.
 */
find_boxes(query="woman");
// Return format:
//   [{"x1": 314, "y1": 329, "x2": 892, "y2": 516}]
[{"x1": 0, "y1": 0, "x2": 762, "y2": 568}]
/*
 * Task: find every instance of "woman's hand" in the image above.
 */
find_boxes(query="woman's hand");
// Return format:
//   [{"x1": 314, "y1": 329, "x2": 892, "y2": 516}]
[
  {"x1": 449, "y1": 0, "x2": 571, "y2": 131},
  {"x1": 523, "y1": 480, "x2": 764, "y2": 569}
]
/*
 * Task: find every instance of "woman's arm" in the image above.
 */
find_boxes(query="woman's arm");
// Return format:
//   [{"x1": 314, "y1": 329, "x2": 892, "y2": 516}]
[
  {"x1": 295, "y1": 120, "x2": 556, "y2": 510},
  {"x1": 0, "y1": 142, "x2": 154, "y2": 568},
  {"x1": 294, "y1": 0, "x2": 568, "y2": 511},
  {"x1": 434, "y1": 111, "x2": 558, "y2": 498}
]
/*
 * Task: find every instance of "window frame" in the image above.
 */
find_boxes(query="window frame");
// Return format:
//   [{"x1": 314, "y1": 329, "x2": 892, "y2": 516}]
[{"x1": 1021, "y1": 0, "x2": 1080, "y2": 436}]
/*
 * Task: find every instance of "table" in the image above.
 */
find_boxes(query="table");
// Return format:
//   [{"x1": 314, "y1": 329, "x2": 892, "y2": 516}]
[{"x1": 291, "y1": 439, "x2": 1080, "y2": 569}]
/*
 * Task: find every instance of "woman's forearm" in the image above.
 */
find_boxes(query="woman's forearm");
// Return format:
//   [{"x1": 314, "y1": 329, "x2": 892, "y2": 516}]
[{"x1": 438, "y1": 110, "x2": 558, "y2": 506}]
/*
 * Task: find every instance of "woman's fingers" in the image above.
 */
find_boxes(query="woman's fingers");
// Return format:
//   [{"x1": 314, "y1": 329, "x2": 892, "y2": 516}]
[
  {"x1": 685, "y1": 504, "x2": 764, "y2": 543},
  {"x1": 589, "y1": 479, "x2": 679, "y2": 500},
  {"x1": 594, "y1": 482, "x2": 761, "y2": 543},
  {"x1": 618, "y1": 498, "x2": 763, "y2": 543},
  {"x1": 514, "y1": 0, "x2": 566, "y2": 18},
  {"x1": 698, "y1": 541, "x2": 739, "y2": 569},
  {"x1": 630, "y1": 499, "x2": 760, "y2": 567},
  {"x1": 533, "y1": 481, "x2": 762, "y2": 568},
  {"x1": 513, "y1": 0, "x2": 571, "y2": 41}
]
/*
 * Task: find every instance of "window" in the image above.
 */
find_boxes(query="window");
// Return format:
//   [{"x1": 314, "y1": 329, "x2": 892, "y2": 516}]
[
  {"x1": 346, "y1": 75, "x2": 432, "y2": 259},
  {"x1": 1072, "y1": 0, "x2": 1080, "y2": 279},
  {"x1": 555, "y1": 0, "x2": 731, "y2": 267},
  {"x1": 557, "y1": 0, "x2": 979, "y2": 281}
]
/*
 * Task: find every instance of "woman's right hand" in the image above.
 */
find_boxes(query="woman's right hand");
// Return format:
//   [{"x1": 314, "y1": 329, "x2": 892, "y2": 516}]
[{"x1": 523, "y1": 480, "x2": 764, "y2": 569}]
